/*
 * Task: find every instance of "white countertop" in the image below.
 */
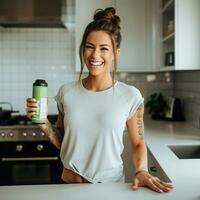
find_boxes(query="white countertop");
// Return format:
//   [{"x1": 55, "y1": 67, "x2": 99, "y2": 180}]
[
  {"x1": 1, "y1": 119, "x2": 200, "y2": 200},
  {"x1": 144, "y1": 118, "x2": 200, "y2": 183}
]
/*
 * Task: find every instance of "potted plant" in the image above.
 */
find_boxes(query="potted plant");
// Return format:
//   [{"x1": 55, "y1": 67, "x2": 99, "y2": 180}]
[{"x1": 145, "y1": 93, "x2": 169, "y2": 120}]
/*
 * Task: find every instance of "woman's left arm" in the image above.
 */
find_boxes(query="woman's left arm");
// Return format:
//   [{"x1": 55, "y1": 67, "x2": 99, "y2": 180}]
[{"x1": 126, "y1": 103, "x2": 173, "y2": 193}]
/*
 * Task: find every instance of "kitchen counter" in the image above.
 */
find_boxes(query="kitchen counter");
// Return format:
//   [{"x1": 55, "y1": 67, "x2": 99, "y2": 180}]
[
  {"x1": 0, "y1": 181, "x2": 199, "y2": 200},
  {"x1": 0, "y1": 119, "x2": 200, "y2": 200},
  {"x1": 144, "y1": 118, "x2": 200, "y2": 183}
]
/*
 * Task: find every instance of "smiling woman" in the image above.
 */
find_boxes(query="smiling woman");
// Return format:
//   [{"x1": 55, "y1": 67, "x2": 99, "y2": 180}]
[
  {"x1": 79, "y1": 7, "x2": 121, "y2": 87},
  {"x1": 26, "y1": 7, "x2": 173, "y2": 193}
]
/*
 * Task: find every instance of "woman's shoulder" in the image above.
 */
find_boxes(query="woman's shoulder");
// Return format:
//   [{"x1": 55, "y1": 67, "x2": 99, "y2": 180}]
[
  {"x1": 116, "y1": 81, "x2": 144, "y2": 107},
  {"x1": 117, "y1": 81, "x2": 142, "y2": 97}
]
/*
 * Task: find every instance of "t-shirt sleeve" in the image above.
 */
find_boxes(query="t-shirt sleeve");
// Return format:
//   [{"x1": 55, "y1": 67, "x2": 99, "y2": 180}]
[
  {"x1": 54, "y1": 85, "x2": 64, "y2": 114},
  {"x1": 127, "y1": 88, "x2": 144, "y2": 121}
]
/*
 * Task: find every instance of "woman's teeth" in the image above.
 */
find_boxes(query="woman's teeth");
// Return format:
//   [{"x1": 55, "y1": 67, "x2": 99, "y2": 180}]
[{"x1": 89, "y1": 61, "x2": 104, "y2": 68}]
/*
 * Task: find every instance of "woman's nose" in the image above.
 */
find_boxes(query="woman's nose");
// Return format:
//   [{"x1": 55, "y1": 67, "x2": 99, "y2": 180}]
[{"x1": 91, "y1": 48, "x2": 100, "y2": 58}]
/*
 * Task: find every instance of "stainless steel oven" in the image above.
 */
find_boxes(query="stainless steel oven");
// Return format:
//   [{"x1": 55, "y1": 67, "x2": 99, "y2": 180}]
[{"x1": 0, "y1": 116, "x2": 62, "y2": 186}]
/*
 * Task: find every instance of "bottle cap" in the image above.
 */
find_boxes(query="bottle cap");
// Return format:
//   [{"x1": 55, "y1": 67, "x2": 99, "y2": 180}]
[{"x1": 33, "y1": 79, "x2": 48, "y2": 87}]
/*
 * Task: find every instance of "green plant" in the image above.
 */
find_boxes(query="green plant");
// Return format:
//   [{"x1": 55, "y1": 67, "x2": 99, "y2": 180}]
[{"x1": 145, "y1": 93, "x2": 169, "y2": 119}]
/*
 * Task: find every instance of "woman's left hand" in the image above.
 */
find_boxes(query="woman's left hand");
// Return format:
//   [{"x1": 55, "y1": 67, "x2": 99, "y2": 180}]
[{"x1": 132, "y1": 171, "x2": 173, "y2": 193}]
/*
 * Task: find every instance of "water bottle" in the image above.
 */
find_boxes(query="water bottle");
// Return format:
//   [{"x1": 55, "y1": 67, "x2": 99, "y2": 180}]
[{"x1": 32, "y1": 79, "x2": 48, "y2": 124}]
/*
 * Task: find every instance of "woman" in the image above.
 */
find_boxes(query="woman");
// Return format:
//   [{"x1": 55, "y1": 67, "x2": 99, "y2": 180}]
[{"x1": 26, "y1": 7, "x2": 173, "y2": 193}]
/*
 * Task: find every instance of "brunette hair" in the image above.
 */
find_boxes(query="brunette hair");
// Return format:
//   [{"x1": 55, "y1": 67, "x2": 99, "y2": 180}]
[{"x1": 78, "y1": 7, "x2": 121, "y2": 85}]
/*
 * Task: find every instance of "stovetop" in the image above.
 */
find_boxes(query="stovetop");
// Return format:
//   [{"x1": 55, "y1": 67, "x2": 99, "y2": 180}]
[
  {"x1": 0, "y1": 115, "x2": 57, "y2": 126},
  {"x1": 0, "y1": 115, "x2": 32, "y2": 126},
  {"x1": 0, "y1": 115, "x2": 57, "y2": 142}
]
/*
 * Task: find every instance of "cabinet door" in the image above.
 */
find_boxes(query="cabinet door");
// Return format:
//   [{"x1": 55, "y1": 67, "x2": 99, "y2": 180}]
[
  {"x1": 75, "y1": 0, "x2": 115, "y2": 72},
  {"x1": 148, "y1": 148, "x2": 171, "y2": 182},
  {"x1": 121, "y1": 131, "x2": 135, "y2": 183},
  {"x1": 175, "y1": 0, "x2": 200, "y2": 70},
  {"x1": 116, "y1": 0, "x2": 150, "y2": 71}
]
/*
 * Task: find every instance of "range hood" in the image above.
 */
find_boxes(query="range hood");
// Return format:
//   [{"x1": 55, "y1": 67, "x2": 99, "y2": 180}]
[{"x1": 0, "y1": 0, "x2": 65, "y2": 28}]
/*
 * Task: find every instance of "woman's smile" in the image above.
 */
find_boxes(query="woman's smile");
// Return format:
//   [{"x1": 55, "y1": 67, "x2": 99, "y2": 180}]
[{"x1": 89, "y1": 60, "x2": 104, "y2": 68}]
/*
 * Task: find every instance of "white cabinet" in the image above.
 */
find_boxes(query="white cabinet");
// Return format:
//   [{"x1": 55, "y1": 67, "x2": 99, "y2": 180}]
[
  {"x1": 175, "y1": 0, "x2": 200, "y2": 70},
  {"x1": 161, "y1": 0, "x2": 175, "y2": 71},
  {"x1": 147, "y1": 147, "x2": 171, "y2": 182},
  {"x1": 116, "y1": 0, "x2": 152, "y2": 72},
  {"x1": 155, "y1": 0, "x2": 200, "y2": 71},
  {"x1": 75, "y1": 0, "x2": 115, "y2": 72},
  {"x1": 75, "y1": 0, "x2": 152, "y2": 72}
]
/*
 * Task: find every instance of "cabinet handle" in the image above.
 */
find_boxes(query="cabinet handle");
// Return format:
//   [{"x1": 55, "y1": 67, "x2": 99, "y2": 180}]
[{"x1": 150, "y1": 166, "x2": 157, "y2": 172}]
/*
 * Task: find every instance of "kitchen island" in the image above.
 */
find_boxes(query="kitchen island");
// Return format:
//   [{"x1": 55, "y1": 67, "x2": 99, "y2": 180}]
[
  {"x1": 0, "y1": 119, "x2": 200, "y2": 200},
  {"x1": 0, "y1": 180, "x2": 199, "y2": 200}
]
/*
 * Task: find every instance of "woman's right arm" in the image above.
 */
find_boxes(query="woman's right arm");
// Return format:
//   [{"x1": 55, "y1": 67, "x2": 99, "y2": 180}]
[
  {"x1": 40, "y1": 111, "x2": 64, "y2": 149},
  {"x1": 26, "y1": 98, "x2": 64, "y2": 149}
]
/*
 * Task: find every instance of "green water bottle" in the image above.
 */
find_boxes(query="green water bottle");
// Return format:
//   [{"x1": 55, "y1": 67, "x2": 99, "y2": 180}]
[{"x1": 32, "y1": 79, "x2": 48, "y2": 124}]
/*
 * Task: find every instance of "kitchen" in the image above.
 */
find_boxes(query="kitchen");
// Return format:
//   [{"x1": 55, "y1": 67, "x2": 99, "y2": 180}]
[{"x1": 0, "y1": 0, "x2": 200, "y2": 199}]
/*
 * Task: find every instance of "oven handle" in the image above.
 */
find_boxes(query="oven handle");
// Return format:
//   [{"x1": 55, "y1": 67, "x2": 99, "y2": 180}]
[{"x1": 1, "y1": 156, "x2": 59, "y2": 162}]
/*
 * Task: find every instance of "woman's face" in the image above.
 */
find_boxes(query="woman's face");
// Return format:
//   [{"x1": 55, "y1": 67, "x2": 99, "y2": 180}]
[{"x1": 83, "y1": 31, "x2": 117, "y2": 77}]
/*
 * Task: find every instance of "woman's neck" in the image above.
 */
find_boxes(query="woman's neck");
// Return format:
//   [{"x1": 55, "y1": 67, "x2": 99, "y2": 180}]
[{"x1": 82, "y1": 75, "x2": 115, "y2": 92}]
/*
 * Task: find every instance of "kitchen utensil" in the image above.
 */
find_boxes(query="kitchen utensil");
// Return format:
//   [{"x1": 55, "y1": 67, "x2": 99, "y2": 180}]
[
  {"x1": 165, "y1": 97, "x2": 185, "y2": 121},
  {"x1": 0, "y1": 102, "x2": 19, "y2": 121}
]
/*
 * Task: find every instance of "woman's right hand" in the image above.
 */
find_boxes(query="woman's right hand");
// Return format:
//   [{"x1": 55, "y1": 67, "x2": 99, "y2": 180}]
[
  {"x1": 26, "y1": 98, "x2": 49, "y2": 131},
  {"x1": 26, "y1": 98, "x2": 38, "y2": 120}
]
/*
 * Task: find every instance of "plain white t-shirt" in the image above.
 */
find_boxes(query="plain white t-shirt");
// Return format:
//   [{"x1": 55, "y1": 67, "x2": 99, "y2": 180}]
[{"x1": 55, "y1": 80, "x2": 144, "y2": 183}]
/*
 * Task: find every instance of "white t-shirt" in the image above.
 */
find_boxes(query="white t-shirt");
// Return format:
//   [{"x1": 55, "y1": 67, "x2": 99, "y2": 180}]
[{"x1": 55, "y1": 80, "x2": 144, "y2": 183}]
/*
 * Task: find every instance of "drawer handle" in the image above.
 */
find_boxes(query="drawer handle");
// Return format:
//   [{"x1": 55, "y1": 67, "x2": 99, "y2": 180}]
[
  {"x1": 1, "y1": 157, "x2": 59, "y2": 162},
  {"x1": 150, "y1": 166, "x2": 157, "y2": 172}
]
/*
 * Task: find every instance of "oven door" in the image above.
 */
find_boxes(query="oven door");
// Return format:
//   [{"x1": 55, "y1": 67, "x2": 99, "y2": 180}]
[{"x1": 0, "y1": 141, "x2": 62, "y2": 186}]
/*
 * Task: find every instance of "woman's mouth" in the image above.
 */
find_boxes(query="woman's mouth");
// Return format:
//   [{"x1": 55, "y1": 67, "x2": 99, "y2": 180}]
[{"x1": 89, "y1": 60, "x2": 104, "y2": 68}]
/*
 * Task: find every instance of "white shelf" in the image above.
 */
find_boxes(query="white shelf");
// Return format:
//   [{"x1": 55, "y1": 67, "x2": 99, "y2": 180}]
[
  {"x1": 162, "y1": 32, "x2": 175, "y2": 42},
  {"x1": 162, "y1": 0, "x2": 174, "y2": 13},
  {"x1": 157, "y1": 66, "x2": 175, "y2": 72}
]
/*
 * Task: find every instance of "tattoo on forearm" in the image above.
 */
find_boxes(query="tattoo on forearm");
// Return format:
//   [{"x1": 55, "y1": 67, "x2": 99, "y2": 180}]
[
  {"x1": 45, "y1": 121, "x2": 64, "y2": 149},
  {"x1": 136, "y1": 103, "x2": 144, "y2": 140},
  {"x1": 52, "y1": 126, "x2": 64, "y2": 145}
]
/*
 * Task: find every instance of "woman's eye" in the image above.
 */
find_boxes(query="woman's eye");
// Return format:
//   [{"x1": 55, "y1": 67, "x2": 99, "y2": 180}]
[
  {"x1": 101, "y1": 47, "x2": 109, "y2": 51},
  {"x1": 85, "y1": 45, "x2": 93, "y2": 49}
]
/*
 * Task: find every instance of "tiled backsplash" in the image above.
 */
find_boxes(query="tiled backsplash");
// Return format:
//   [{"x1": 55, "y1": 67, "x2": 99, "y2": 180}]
[
  {"x1": 117, "y1": 72, "x2": 174, "y2": 101},
  {"x1": 174, "y1": 71, "x2": 200, "y2": 128},
  {"x1": 0, "y1": 27, "x2": 77, "y2": 114}
]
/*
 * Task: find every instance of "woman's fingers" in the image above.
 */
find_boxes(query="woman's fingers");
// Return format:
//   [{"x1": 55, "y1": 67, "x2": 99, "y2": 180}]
[
  {"x1": 152, "y1": 178, "x2": 173, "y2": 192},
  {"x1": 146, "y1": 178, "x2": 164, "y2": 193},
  {"x1": 132, "y1": 178, "x2": 140, "y2": 190},
  {"x1": 27, "y1": 98, "x2": 37, "y2": 107},
  {"x1": 132, "y1": 178, "x2": 163, "y2": 193},
  {"x1": 159, "y1": 181, "x2": 173, "y2": 188},
  {"x1": 26, "y1": 98, "x2": 38, "y2": 119},
  {"x1": 132, "y1": 172, "x2": 174, "y2": 193},
  {"x1": 132, "y1": 176, "x2": 162, "y2": 193}
]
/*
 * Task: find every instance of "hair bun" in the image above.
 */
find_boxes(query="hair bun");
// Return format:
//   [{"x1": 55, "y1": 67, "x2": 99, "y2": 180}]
[{"x1": 94, "y1": 7, "x2": 120, "y2": 28}]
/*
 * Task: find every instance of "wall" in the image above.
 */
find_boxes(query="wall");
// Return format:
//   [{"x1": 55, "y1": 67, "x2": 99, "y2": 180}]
[
  {"x1": 0, "y1": 26, "x2": 77, "y2": 114},
  {"x1": 117, "y1": 72, "x2": 174, "y2": 101},
  {"x1": 174, "y1": 71, "x2": 200, "y2": 128}
]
